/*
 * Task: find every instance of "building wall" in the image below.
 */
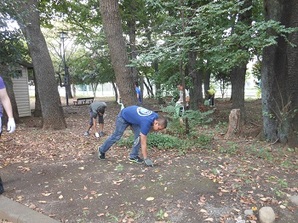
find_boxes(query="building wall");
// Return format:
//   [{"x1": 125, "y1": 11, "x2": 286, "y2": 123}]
[{"x1": 12, "y1": 67, "x2": 31, "y2": 117}]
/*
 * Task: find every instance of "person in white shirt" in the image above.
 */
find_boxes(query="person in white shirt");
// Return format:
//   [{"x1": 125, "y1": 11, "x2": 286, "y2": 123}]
[{"x1": 175, "y1": 84, "x2": 190, "y2": 116}]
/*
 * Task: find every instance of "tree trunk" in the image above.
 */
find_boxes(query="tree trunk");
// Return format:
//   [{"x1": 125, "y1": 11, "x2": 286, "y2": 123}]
[
  {"x1": 99, "y1": 0, "x2": 135, "y2": 106},
  {"x1": 262, "y1": 0, "x2": 298, "y2": 146},
  {"x1": 225, "y1": 109, "x2": 242, "y2": 139},
  {"x1": 188, "y1": 51, "x2": 203, "y2": 110},
  {"x1": 203, "y1": 70, "x2": 211, "y2": 99},
  {"x1": 127, "y1": 10, "x2": 138, "y2": 82},
  {"x1": 111, "y1": 81, "x2": 119, "y2": 103},
  {"x1": 16, "y1": 0, "x2": 66, "y2": 129},
  {"x1": 230, "y1": 0, "x2": 252, "y2": 122},
  {"x1": 153, "y1": 59, "x2": 163, "y2": 104},
  {"x1": 33, "y1": 72, "x2": 42, "y2": 117},
  {"x1": 230, "y1": 65, "x2": 246, "y2": 121}
]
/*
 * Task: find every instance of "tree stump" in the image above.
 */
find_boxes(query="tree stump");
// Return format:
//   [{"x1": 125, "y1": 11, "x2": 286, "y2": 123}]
[{"x1": 225, "y1": 109, "x2": 241, "y2": 139}]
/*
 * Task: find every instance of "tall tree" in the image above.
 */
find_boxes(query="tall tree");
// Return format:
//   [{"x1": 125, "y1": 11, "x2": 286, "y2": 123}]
[
  {"x1": 230, "y1": 0, "x2": 252, "y2": 121},
  {"x1": 13, "y1": 0, "x2": 66, "y2": 129},
  {"x1": 99, "y1": 0, "x2": 135, "y2": 106},
  {"x1": 121, "y1": 0, "x2": 139, "y2": 82},
  {"x1": 262, "y1": 0, "x2": 298, "y2": 146}
]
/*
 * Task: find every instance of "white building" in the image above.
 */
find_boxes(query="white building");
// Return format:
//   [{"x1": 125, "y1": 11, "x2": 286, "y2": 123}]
[{"x1": 12, "y1": 64, "x2": 31, "y2": 117}]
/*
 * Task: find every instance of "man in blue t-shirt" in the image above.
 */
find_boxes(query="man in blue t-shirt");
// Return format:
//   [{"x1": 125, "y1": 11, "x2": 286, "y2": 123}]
[{"x1": 98, "y1": 105, "x2": 167, "y2": 166}]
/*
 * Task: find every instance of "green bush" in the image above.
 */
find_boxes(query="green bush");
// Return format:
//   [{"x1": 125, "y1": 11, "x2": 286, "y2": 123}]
[
  {"x1": 147, "y1": 133, "x2": 184, "y2": 149},
  {"x1": 117, "y1": 132, "x2": 212, "y2": 152},
  {"x1": 161, "y1": 105, "x2": 213, "y2": 137},
  {"x1": 183, "y1": 109, "x2": 214, "y2": 126}
]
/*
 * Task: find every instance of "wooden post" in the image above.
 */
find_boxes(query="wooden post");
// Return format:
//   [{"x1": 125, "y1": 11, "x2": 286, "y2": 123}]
[{"x1": 225, "y1": 109, "x2": 241, "y2": 139}]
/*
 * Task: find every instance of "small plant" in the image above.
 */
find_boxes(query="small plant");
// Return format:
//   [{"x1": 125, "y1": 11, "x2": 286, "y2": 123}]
[
  {"x1": 106, "y1": 213, "x2": 119, "y2": 222},
  {"x1": 256, "y1": 148, "x2": 273, "y2": 161},
  {"x1": 212, "y1": 168, "x2": 219, "y2": 175},
  {"x1": 273, "y1": 188, "x2": 286, "y2": 198},
  {"x1": 227, "y1": 142, "x2": 239, "y2": 154},
  {"x1": 125, "y1": 210, "x2": 135, "y2": 218},
  {"x1": 281, "y1": 160, "x2": 294, "y2": 169},
  {"x1": 83, "y1": 210, "x2": 89, "y2": 216},
  {"x1": 156, "y1": 209, "x2": 167, "y2": 220},
  {"x1": 277, "y1": 178, "x2": 288, "y2": 188},
  {"x1": 196, "y1": 134, "x2": 212, "y2": 149},
  {"x1": 215, "y1": 121, "x2": 228, "y2": 133},
  {"x1": 115, "y1": 164, "x2": 124, "y2": 171},
  {"x1": 248, "y1": 146, "x2": 274, "y2": 161},
  {"x1": 219, "y1": 142, "x2": 239, "y2": 155}
]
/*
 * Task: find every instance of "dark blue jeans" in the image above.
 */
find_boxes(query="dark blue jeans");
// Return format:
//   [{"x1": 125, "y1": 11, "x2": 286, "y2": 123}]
[{"x1": 99, "y1": 114, "x2": 141, "y2": 158}]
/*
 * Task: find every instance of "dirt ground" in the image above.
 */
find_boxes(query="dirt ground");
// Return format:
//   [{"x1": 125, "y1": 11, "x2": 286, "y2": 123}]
[{"x1": 0, "y1": 98, "x2": 297, "y2": 223}]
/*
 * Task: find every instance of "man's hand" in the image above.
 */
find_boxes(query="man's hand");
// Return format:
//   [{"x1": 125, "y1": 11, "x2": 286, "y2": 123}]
[
  {"x1": 95, "y1": 132, "x2": 100, "y2": 138},
  {"x1": 7, "y1": 118, "x2": 16, "y2": 133},
  {"x1": 144, "y1": 158, "x2": 154, "y2": 167}
]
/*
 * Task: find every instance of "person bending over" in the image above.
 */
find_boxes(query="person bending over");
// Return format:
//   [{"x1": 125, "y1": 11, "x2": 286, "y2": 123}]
[
  {"x1": 84, "y1": 101, "x2": 107, "y2": 138},
  {"x1": 98, "y1": 105, "x2": 167, "y2": 167}
]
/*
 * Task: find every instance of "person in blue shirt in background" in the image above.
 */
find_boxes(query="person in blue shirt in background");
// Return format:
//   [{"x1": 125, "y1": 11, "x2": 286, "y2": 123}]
[
  {"x1": 135, "y1": 82, "x2": 142, "y2": 105},
  {"x1": 98, "y1": 105, "x2": 167, "y2": 167}
]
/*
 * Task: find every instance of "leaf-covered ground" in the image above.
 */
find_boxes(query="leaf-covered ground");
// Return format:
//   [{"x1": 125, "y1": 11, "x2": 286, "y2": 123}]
[{"x1": 0, "y1": 98, "x2": 297, "y2": 223}]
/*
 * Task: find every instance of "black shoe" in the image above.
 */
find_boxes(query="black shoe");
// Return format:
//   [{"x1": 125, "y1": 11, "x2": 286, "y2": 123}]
[
  {"x1": 98, "y1": 149, "x2": 105, "y2": 160},
  {"x1": 0, "y1": 177, "x2": 4, "y2": 194},
  {"x1": 129, "y1": 156, "x2": 144, "y2": 164}
]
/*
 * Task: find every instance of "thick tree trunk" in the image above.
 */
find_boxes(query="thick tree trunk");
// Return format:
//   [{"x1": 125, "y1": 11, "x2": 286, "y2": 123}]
[
  {"x1": 230, "y1": 65, "x2": 246, "y2": 121},
  {"x1": 127, "y1": 16, "x2": 138, "y2": 82},
  {"x1": 262, "y1": 0, "x2": 298, "y2": 146},
  {"x1": 99, "y1": 0, "x2": 135, "y2": 106},
  {"x1": 188, "y1": 51, "x2": 203, "y2": 110},
  {"x1": 16, "y1": 0, "x2": 66, "y2": 130},
  {"x1": 230, "y1": 0, "x2": 252, "y2": 122}
]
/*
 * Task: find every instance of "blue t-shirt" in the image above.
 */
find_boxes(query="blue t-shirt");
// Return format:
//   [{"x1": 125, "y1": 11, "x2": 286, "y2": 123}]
[
  {"x1": 121, "y1": 106, "x2": 158, "y2": 135},
  {"x1": 0, "y1": 76, "x2": 6, "y2": 117},
  {"x1": 135, "y1": 87, "x2": 142, "y2": 103}
]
